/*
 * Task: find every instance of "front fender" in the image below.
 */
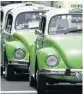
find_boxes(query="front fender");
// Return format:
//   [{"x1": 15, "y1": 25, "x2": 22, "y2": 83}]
[
  {"x1": 37, "y1": 47, "x2": 67, "y2": 69},
  {"x1": 5, "y1": 41, "x2": 29, "y2": 61},
  {"x1": 29, "y1": 43, "x2": 36, "y2": 75}
]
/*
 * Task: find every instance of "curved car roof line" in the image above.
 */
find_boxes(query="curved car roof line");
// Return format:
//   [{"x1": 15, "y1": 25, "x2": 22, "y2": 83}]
[{"x1": 8, "y1": 5, "x2": 55, "y2": 16}]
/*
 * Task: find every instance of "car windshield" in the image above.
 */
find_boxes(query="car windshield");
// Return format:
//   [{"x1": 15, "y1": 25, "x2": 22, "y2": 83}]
[
  {"x1": 15, "y1": 12, "x2": 44, "y2": 30},
  {"x1": 48, "y1": 14, "x2": 82, "y2": 35}
]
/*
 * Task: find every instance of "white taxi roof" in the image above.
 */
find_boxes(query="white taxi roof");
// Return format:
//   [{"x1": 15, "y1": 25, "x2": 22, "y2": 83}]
[
  {"x1": 1, "y1": 3, "x2": 25, "y2": 13},
  {"x1": 45, "y1": 8, "x2": 71, "y2": 18},
  {"x1": 1, "y1": 3, "x2": 25, "y2": 29},
  {"x1": 44, "y1": 8, "x2": 82, "y2": 20},
  {"x1": 9, "y1": 5, "x2": 55, "y2": 16}
]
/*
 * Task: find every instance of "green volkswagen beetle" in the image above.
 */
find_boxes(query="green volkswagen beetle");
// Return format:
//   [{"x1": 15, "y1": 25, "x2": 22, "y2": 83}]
[
  {"x1": 1, "y1": 3, "x2": 54, "y2": 80},
  {"x1": 29, "y1": 8, "x2": 82, "y2": 93}
]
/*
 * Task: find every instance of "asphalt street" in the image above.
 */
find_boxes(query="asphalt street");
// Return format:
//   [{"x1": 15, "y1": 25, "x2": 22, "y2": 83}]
[
  {"x1": 1, "y1": 74, "x2": 35, "y2": 91},
  {"x1": 1, "y1": 73, "x2": 82, "y2": 94}
]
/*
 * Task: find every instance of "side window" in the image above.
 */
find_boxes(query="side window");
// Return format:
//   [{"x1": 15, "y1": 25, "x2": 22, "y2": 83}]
[
  {"x1": 5, "y1": 14, "x2": 13, "y2": 33},
  {"x1": 1, "y1": 11, "x2": 4, "y2": 23},
  {"x1": 39, "y1": 17, "x2": 46, "y2": 34},
  {"x1": 0, "y1": 11, "x2": 4, "y2": 27}
]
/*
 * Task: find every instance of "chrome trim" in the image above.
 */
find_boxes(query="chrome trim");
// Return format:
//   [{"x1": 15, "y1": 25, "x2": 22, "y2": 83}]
[
  {"x1": 10, "y1": 63, "x2": 28, "y2": 66},
  {"x1": 10, "y1": 60, "x2": 29, "y2": 63},
  {"x1": 39, "y1": 69, "x2": 82, "y2": 76},
  {"x1": 9, "y1": 60, "x2": 29, "y2": 66}
]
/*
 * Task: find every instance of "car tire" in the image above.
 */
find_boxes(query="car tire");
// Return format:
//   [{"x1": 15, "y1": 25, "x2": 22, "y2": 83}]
[
  {"x1": 1, "y1": 66, "x2": 3, "y2": 76},
  {"x1": 37, "y1": 74, "x2": 46, "y2": 94},
  {"x1": 29, "y1": 75, "x2": 36, "y2": 87},
  {"x1": 5, "y1": 65, "x2": 14, "y2": 81}
]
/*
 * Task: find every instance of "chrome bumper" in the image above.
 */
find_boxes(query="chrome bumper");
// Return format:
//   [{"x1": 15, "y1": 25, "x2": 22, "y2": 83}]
[
  {"x1": 39, "y1": 69, "x2": 82, "y2": 78},
  {"x1": 8, "y1": 60, "x2": 29, "y2": 73},
  {"x1": 9, "y1": 60, "x2": 29, "y2": 66},
  {"x1": 10, "y1": 60, "x2": 29, "y2": 62}
]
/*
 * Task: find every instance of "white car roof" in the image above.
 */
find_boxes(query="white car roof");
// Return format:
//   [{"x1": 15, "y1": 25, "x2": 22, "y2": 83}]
[
  {"x1": 1, "y1": 3, "x2": 26, "y2": 13},
  {"x1": 9, "y1": 5, "x2": 55, "y2": 16},
  {"x1": 44, "y1": 8, "x2": 81, "y2": 20},
  {"x1": 1, "y1": 3, "x2": 25, "y2": 29}
]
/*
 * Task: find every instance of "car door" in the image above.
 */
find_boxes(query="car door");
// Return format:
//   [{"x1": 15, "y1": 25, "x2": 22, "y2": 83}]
[
  {"x1": 2, "y1": 14, "x2": 13, "y2": 45},
  {"x1": 1, "y1": 13, "x2": 13, "y2": 69}
]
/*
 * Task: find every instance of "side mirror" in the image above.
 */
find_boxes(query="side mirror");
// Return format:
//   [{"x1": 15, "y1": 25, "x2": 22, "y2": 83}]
[
  {"x1": 35, "y1": 29, "x2": 43, "y2": 36},
  {"x1": 35, "y1": 29, "x2": 44, "y2": 42}
]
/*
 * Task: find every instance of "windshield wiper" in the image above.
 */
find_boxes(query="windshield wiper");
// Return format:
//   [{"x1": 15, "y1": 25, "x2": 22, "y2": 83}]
[
  {"x1": 65, "y1": 28, "x2": 82, "y2": 34},
  {"x1": 29, "y1": 27, "x2": 39, "y2": 29}
]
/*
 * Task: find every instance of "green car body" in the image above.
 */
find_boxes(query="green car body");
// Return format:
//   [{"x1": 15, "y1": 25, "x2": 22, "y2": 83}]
[
  {"x1": 5, "y1": 30, "x2": 37, "y2": 61},
  {"x1": 29, "y1": 8, "x2": 82, "y2": 93}
]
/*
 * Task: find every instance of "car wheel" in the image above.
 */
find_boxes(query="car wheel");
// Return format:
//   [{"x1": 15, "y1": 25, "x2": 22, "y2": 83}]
[
  {"x1": 29, "y1": 75, "x2": 36, "y2": 87},
  {"x1": 37, "y1": 72, "x2": 46, "y2": 94},
  {"x1": 1, "y1": 66, "x2": 3, "y2": 76},
  {"x1": 5, "y1": 65, "x2": 14, "y2": 81}
]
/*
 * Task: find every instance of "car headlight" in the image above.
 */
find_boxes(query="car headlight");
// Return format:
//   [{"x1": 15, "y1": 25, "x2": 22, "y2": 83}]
[
  {"x1": 14, "y1": 48, "x2": 25, "y2": 59},
  {"x1": 46, "y1": 55, "x2": 58, "y2": 66}
]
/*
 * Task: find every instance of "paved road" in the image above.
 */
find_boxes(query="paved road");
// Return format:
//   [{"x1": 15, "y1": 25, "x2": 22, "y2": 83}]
[
  {"x1": 1, "y1": 74, "x2": 35, "y2": 91},
  {"x1": 1, "y1": 73, "x2": 82, "y2": 94}
]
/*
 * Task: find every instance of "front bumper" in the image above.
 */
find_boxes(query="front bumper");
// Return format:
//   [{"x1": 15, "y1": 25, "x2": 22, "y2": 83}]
[
  {"x1": 8, "y1": 60, "x2": 29, "y2": 73},
  {"x1": 10, "y1": 60, "x2": 29, "y2": 65},
  {"x1": 39, "y1": 69, "x2": 82, "y2": 82}
]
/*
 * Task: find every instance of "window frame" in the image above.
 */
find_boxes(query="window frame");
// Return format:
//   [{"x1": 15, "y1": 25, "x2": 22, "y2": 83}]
[
  {"x1": 39, "y1": 16, "x2": 46, "y2": 34},
  {"x1": 5, "y1": 13, "x2": 13, "y2": 33}
]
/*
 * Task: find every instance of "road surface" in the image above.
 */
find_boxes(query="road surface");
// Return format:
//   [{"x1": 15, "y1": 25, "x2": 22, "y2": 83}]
[{"x1": 1, "y1": 73, "x2": 82, "y2": 94}]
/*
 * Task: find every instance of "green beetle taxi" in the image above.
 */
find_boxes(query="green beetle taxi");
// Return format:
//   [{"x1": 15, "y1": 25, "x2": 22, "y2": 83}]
[
  {"x1": 1, "y1": 3, "x2": 54, "y2": 80},
  {"x1": 29, "y1": 8, "x2": 82, "y2": 93},
  {"x1": 0, "y1": 2, "x2": 27, "y2": 76}
]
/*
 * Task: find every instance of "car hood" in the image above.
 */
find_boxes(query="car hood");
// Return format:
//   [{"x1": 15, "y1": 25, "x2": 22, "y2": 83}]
[
  {"x1": 46, "y1": 33, "x2": 82, "y2": 69},
  {"x1": 13, "y1": 29, "x2": 37, "y2": 51}
]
